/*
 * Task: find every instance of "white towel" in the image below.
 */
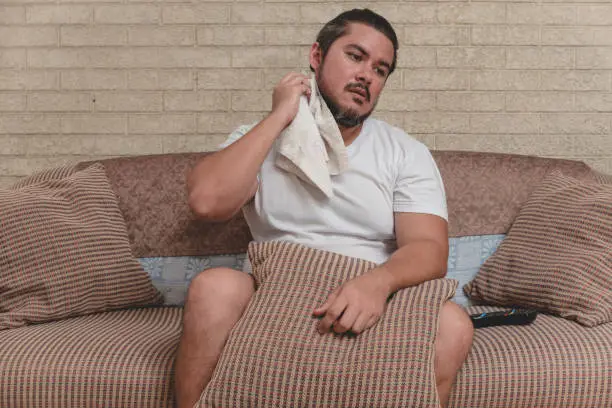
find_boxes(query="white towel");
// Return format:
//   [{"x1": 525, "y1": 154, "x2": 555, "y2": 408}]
[{"x1": 275, "y1": 76, "x2": 348, "y2": 197}]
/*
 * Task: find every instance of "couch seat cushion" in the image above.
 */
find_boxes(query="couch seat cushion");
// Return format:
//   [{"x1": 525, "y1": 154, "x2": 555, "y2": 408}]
[
  {"x1": 0, "y1": 306, "x2": 182, "y2": 408},
  {"x1": 449, "y1": 306, "x2": 612, "y2": 408}
]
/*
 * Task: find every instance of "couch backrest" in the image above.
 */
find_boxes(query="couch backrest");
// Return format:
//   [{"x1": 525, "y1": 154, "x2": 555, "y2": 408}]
[
  {"x1": 80, "y1": 151, "x2": 597, "y2": 258},
  {"x1": 431, "y1": 151, "x2": 595, "y2": 237},
  {"x1": 77, "y1": 153, "x2": 250, "y2": 258}
]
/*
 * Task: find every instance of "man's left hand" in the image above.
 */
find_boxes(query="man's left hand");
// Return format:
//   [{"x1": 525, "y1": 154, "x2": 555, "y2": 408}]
[{"x1": 313, "y1": 268, "x2": 395, "y2": 335}]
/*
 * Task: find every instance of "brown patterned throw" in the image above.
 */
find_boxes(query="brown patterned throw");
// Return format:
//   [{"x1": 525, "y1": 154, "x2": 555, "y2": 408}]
[
  {"x1": 198, "y1": 241, "x2": 457, "y2": 407},
  {"x1": 465, "y1": 170, "x2": 612, "y2": 327},
  {"x1": 0, "y1": 164, "x2": 163, "y2": 330}
]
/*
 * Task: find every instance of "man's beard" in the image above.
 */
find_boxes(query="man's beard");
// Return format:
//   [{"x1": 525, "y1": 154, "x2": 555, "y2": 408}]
[{"x1": 317, "y1": 75, "x2": 375, "y2": 128}]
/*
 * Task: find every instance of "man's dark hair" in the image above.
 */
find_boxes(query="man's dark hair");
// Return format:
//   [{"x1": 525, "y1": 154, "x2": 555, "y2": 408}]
[{"x1": 315, "y1": 8, "x2": 399, "y2": 74}]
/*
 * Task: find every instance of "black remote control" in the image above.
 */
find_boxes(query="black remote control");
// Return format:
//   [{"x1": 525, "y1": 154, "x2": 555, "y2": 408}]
[{"x1": 470, "y1": 308, "x2": 538, "y2": 329}]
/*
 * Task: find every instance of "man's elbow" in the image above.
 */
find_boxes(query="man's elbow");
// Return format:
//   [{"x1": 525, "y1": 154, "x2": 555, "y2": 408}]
[
  {"x1": 424, "y1": 240, "x2": 448, "y2": 280},
  {"x1": 436, "y1": 264, "x2": 448, "y2": 280},
  {"x1": 188, "y1": 190, "x2": 236, "y2": 222},
  {"x1": 436, "y1": 243, "x2": 449, "y2": 279}
]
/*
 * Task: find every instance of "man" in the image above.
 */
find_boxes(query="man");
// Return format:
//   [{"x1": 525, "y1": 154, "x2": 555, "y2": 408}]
[{"x1": 175, "y1": 9, "x2": 473, "y2": 408}]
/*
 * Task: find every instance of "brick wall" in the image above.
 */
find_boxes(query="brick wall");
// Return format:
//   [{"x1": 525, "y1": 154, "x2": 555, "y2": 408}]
[{"x1": 1, "y1": 1, "x2": 611, "y2": 186}]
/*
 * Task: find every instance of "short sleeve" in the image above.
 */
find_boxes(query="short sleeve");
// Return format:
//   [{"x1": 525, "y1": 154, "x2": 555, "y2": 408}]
[
  {"x1": 216, "y1": 123, "x2": 257, "y2": 151},
  {"x1": 393, "y1": 143, "x2": 448, "y2": 221},
  {"x1": 217, "y1": 122, "x2": 261, "y2": 183}
]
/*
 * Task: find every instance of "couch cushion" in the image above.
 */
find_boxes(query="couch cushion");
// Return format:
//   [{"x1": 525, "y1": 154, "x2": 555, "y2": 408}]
[
  {"x1": 595, "y1": 170, "x2": 612, "y2": 184},
  {"x1": 138, "y1": 254, "x2": 247, "y2": 305},
  {"x1": 447, "y1": 234, "x2": 505, "y2": 307},
  {"x1": 138, "y1": 234, "x2": 506, "y2": 308},
  {"x1": 0, "y1": 306, "x2": 182, "y2": 408},
  {"x1": 9, "y1": 163, "x2": 80, "y2": 189},
  {"x1": 0, "y1": 164, "x2": 163, "y2": 330},
  {"x1": 449, "y1": 306, "x2": 612, "y2": 408},
  {"x1": 464, "y1": 170, "x2": 612, "y2": 327},
  {"x1": 199, "y1": 241, "x2": 457, "y2": 407}
]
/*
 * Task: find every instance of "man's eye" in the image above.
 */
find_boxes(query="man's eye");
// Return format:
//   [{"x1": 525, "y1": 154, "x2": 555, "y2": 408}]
[
  {"x1": 347, "y1": 52, "x2": 361, "y2": 61},
  {"x1": 375, "y1": 67, "x2": 388, "y2": 77}
]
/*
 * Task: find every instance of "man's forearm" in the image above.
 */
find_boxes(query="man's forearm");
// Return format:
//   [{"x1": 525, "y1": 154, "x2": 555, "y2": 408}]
[{"x1": 371, "y1": 240, "x2": 448, "y2": 296}]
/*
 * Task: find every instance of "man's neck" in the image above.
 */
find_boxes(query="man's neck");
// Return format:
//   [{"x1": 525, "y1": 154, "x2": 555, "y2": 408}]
[{"x1": 339, "y1": 123, "x2": 363, "y2": 147}]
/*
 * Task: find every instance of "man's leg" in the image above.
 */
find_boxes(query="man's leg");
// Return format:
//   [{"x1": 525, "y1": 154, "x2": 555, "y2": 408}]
[
  {"x1": 434, "y1": 301, "x2": 474, "y2": 408},
  {"x1": 174, "y1": 267, "x2": 255, "y2": 408}
]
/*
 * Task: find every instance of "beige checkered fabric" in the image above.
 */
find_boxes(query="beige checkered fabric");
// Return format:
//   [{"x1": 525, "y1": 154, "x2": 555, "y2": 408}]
[
  {"x1": 199, "y1": 241, "x2": 457, "y2": 407},
  {"x1": 0, "y1": 164, "x2": 163, "y2": 330},
  {"x1": 449, "y1": 306, "x2": 612, "y2": 408},
  {"x1": 0, "y1": 307, "x2": 182, "y2": 408},
  {"x1": 465, "y1": 170, "x2": 612, "y2": 327}
]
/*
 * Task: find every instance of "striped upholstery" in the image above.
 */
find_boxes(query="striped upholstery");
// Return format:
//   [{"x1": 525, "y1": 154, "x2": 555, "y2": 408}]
[
  {"x1": 0, "y1": 164, "x2": 163, "y2": 330},
  {"x1": 465, "y1": 171, "x2": 612, "y2": 327},
  {"x1": 0, "y1": 307, "x2": 182, "y2": 408},
  {"x1": 595, "y1": 170, "x2": 612, "y2": 185},
  {"x1": 450, "y1": 306, "x2": 612, "y2": 408},
  {"x1": 199, "y1": 241, "x2": 458, "y2": 407},
  {"x1": 9, "y1": 163, "x2": 79, "y2": 190}
]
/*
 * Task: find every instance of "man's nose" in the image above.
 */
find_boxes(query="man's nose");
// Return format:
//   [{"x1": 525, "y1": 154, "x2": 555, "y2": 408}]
[{"x1": 355, "y1": 68, "x2": 372, "y2": 85}]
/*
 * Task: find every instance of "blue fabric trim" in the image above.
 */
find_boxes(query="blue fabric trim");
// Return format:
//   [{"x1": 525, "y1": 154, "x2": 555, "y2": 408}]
[
  {"x1": 447, "y1": 234, "x2": 505, "y2": 307},
  {"x1": 139, "y1": 234, "x2": 506, "y2": 307}
]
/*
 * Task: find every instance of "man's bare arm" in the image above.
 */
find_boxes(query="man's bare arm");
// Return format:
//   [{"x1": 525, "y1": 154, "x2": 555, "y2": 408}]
[
  {"x1": 187, "y1": 114, "x2": 285, "y2": 221},
  {"x1": 187, "y1": 72, "x2": 311, "y2": 221},
  {"x1": 314, "y1": 212, "x2": 448, "y2": 335},
  {"x1": 375, "y1": 212, "x2": 449, "y2": 293}
]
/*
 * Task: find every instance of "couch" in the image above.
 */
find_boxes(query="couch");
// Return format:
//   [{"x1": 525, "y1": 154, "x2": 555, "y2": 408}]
[{"x1": 0, "y1": 149, "x2": 610, "y2": 407}]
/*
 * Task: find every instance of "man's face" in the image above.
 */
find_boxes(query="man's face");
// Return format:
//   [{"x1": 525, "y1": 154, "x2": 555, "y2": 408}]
[{"x1": 310, "y1": 22, "x2": 395, "y2": 128}]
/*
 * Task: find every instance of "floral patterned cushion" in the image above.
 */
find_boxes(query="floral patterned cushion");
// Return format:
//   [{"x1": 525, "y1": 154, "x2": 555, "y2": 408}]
[
  {"x1": 138, "y1": 235, "x2": 504, "y2": 307},
  {"x1": 447, "y1": 235, "x2": 505, "y2": 307},
  {"x1": 139, "y1": 254, "x2": 246, "y2": 305}
]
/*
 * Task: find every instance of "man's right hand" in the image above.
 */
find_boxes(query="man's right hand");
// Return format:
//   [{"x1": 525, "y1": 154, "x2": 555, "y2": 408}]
[{"x1": 270, "y1": 72, "x2": 312, "y2": 129}]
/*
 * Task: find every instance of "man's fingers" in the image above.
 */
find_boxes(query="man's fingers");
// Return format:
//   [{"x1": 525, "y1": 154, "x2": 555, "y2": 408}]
[
  {"x1": 280, "y1": 72, "x2": 309, "y2": 85},
  {"x1": 312, "y1": 304, "x2": 328, "y2": 316},
  {"x1": 332, "y1": 308, "x2": 359, "y2": 334},
  {"x1": 312, "y1": 291, "x2": 338, "y2": 316},
  {"x1": 317, "y1": 298, "x2": 347, "y2": 334},
  {"x1": 351, "y1": 313, "x2": 371, "y2": 334}
]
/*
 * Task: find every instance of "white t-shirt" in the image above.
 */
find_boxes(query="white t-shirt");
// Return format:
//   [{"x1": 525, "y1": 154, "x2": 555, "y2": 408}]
[{"x1": 219, "y1": 117, "x2": 447, "y2": 265}]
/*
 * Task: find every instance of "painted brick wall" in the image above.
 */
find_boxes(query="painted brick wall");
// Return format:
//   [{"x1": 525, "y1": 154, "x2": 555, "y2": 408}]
[{"x1": 1, "y1": 1, "x2": 611, "y2": 186}]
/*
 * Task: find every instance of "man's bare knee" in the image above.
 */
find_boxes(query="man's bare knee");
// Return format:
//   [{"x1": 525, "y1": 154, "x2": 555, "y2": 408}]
[
  {"x1": 434, "y1": 302, "x2": 474, "y2": 407},
  {"x1": 185, "y1": 267, "x2": 255, "y2": 320},
  {"x1": 441, "y1": 302, "x2": 473, "y2": 341},
  {"x1": 435, "y1": 302, "x2": 474, "y2": 373}
]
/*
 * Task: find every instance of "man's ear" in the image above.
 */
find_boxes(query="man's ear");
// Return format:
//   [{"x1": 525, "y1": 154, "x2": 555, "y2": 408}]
[{"x1": 309, "y1": 43, "x2": 323, "y2": 72}]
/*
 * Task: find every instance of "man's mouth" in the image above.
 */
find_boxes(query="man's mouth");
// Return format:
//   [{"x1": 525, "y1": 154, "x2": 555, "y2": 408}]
[{"x1": 346, "y1": 84, "x2": 370, "y2": 102}]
